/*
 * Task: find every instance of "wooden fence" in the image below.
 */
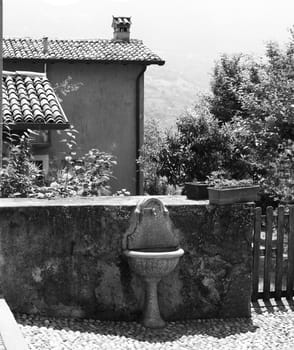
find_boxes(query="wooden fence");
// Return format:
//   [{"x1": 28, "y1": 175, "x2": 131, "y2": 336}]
[{"x1": 252, "y1": 205, "x2": 294, "y2": 301}]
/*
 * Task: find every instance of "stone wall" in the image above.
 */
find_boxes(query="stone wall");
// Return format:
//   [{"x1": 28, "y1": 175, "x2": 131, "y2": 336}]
[{"x1": 0, "y1": 196, "x2": 254, "y2": 320}]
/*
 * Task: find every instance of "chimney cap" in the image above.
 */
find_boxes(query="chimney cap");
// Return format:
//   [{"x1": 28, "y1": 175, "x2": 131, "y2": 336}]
[
  {"x1": 112, "y1": 16, "x2": 132, "y2": 28},
  {"x1": 112, "y1": 16, "x2": 132, "y2": 41}
]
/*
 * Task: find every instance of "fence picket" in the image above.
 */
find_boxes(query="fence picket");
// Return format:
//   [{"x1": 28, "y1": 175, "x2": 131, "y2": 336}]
[
  {"x1": 263, "y1": 206, "x2": 273, "y2": 300},
  {"x1": 287, "y1": 206, "x2": 294, "y2": 299},
  {"x1": 252, "y1": 205, "x2": 294, "y2": 301},
  {"x1": 252, "y1": 207, "x2": 262, "y2": 301},
  {"x1": 275, "y1": 206, "x2": 284, "y2": 299}
]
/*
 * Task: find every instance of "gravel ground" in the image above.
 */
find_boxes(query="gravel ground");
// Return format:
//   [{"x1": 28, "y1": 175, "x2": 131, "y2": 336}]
[{"x1": 15, "y1": 300, "x2": 294, "y2": 350}]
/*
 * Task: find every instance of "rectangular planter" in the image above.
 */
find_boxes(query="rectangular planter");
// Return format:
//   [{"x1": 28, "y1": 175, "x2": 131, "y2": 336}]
[
  {"x1": 208, "y1": 185, "x2": 259, "y2": 205},
  {"x1": 185, "y1": 182, "x2": 209, "y2": 200}
]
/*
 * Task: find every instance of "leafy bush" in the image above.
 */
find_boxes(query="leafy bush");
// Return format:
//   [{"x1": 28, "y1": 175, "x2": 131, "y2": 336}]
[
  {"x1": 207, "y1": 170, "x2": 254, "y2": 188},
  {"x1": 158, "y1": 103, "x2": 232, "y2": 185},
  {"x1": 137, "y1": 118, "x2": 168, "y2": 194},
  {"x1": 0, "y1": 132, "x2": 40, "y2": 197},
  {"x1": 223, "y1": 116, "x2": 275, "y2": 181},
  {"x1": 0, "y1": 128, "x2": 117, "y2": 199},
  {"x1": 258, "y1": 140, "x2": 294, "y2": 204},
  {"x1": 209, "y1": 31, "x2": 294, "y2": 143},
  {"x1": 32, "y1": 149, "x2": 117, "y2": 198},
  {"x1": 209, "y1": 53, "x2": 251, "y2": 123}
]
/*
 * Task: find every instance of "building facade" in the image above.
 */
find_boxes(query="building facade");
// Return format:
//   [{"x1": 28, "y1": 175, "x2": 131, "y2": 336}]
[{"x1": 3, "y1": 17, "x2": 164, "y2": 194}]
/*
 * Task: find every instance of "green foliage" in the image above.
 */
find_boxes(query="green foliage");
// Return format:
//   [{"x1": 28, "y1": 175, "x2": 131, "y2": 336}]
[
  {"x1": 158, "y1": 101, "x2": 232, "y2": 185},
  {"x1": 32, "y1": 149, "x2": 117, "y2": 198},
  {"x1": 258, "y1": 140, "x2": 294, "y2": 204},
  {"x1": 222, "y1": 116, "x2": 275, "y2": 181},
  {"x1": 206, "y1": 29, "x2": 294, "y2": 204},
  {"x1": 53, "y1": 76, "x2": 83, "y2": 103},
  {"x1": 65, "y1": 149, "x2": 117, "y2": 196},
  {"x1": 137, "y1": 118, "x2": 168, "y2": 194},
  {"x1": 140, "y1": 29, "x2": 294, "y2": 203},
  {"x1": 0, "y1": 127, "x2": 117, "y2": 199},
  {"x1": 238, "y1": 40, "x2": 294, "y2": 141},
  {"x1": 207, "y1": 171, "x2": 254, "y2": 188},
  {"x1": 210, "y1": 33, "x2": 294, "y2": 141},
  {"x1": 0, "y1": 131, "x2": 40, "y2": 197},
  {"x1": 209, "y1": 54, "x2": 252, "y2": 123}
]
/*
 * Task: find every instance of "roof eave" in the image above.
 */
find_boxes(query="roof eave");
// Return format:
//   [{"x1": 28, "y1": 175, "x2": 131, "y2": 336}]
[
  {"x1": 7, "y1": 122, "x2": 70, "y2": 131},
  {"x1": 3, "y1": 57, "x2": 165, "y2": 65}
]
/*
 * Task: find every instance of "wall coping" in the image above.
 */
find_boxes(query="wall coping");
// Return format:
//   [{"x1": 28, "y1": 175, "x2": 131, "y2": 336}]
[{"x1": 0, "y1": 196, "x2": 209, "y2": 208}]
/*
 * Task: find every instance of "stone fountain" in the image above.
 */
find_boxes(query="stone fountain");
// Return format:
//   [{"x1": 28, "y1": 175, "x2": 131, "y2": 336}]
[{"x1": 123, "y1": 198, "x2": 184, "y2": 328}]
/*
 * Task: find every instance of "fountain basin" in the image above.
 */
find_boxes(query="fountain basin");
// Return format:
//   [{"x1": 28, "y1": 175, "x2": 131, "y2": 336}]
[
  {"x1": 124, "y1": 248, "x2": 184, "y2": 278},
  {"x1": 124, "y1": 248, "x2": 184, "y2": 328}
]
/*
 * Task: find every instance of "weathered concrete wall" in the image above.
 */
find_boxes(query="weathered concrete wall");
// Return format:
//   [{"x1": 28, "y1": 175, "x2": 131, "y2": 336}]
[
  {"x1": 0, "y1": 196, "x2": 254, "y2": 320},
  {"x1": 47, "y1": 62, "x2": 144, "y2": 195}
]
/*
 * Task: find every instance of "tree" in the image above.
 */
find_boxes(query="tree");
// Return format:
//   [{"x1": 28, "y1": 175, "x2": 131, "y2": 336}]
[
  {"x1": 158, "y1": 99, "x2": 232, "y2": 185},
  {"x1": 207, "y1": 30, "x2": 294, "y2": 204},
  {"x1": 210, "y1": 30, "x2": 294, "y2": 141},
  {"x1": 237, "y1": 39, "x2": 294, "y2": 141},
  {"x1": 137, "y1": 118, "x2": 167, "y2": 194},
  {"x1": 209, "y1": 54, "x2": 251, "y2": 123}
]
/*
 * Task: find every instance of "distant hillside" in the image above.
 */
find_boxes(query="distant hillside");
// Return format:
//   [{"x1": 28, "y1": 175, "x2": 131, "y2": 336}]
[{"x1": 144, "y1": 57, "x2": 212, "y2": 130}]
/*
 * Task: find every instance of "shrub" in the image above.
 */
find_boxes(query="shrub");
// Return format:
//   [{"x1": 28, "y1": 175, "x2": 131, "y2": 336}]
[
  {"x1": 0, "y1": 128, "x2": 117, "y2": 199},
  {"x1": 158, "y1": 105, "x2": 232, "y2": 185},
  {"x1": 33, "y1": 149, "x2": 117, "y2": 198},
  {"x1": 258, "y1": 140, "x2": 294, "y2": 204},
  {"x1": 207, "y1": 170, "x2": 254, "y2": 188},
  {"x1": 137, "y1": 118, "x2": 168, "y2": 194},
  {"x1": 0, "y1": 132, "x2": 40, "y2": 197}
]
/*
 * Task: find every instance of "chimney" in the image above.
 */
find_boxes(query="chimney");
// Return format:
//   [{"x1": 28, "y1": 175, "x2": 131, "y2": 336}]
[
  {"x1": 42, "y1": 37, "x2": 49, "y2": 55},
  {"x1": 112, "y1": 16, "x2": 131, "y2": 42}
]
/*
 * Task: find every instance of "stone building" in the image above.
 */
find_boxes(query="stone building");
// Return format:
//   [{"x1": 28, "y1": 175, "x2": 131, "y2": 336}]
[{"x1": 2, "y1": 17, "x2": 164, "y2": 193}]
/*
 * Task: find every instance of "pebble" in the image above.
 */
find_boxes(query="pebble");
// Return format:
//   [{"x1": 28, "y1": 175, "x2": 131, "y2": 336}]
[{"x1": 15, "y1": 302, "x2": 294, "y2": 350}]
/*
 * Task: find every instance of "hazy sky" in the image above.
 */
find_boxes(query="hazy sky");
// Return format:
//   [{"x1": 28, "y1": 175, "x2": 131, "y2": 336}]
[{"x1": 3, "y1": 0, "x2": 294, "y2": 88}]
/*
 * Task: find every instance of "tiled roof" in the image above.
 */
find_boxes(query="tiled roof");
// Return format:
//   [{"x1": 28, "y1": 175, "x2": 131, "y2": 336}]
[
  {"x1": 3, "y1": 38, "x2": 164, "y2": 64},
  {"x1": 2, "y1": 71, "x2": 69, "y2": 130}
]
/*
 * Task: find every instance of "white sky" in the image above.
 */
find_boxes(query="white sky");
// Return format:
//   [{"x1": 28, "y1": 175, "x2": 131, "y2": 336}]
[{"x1": 3, "y1": 0, "x2": 294, "y2": 87}]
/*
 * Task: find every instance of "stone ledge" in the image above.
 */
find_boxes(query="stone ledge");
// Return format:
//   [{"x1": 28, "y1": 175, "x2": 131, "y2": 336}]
[{"x1": 0, "y1": 195, "x2": 208, "y2": 207}]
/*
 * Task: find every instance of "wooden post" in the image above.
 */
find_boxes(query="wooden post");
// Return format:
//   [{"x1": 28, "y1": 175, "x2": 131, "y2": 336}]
[
  {"x1": 287, "y1": 206, "x2": 294, "y2": 299},
  {"x1": 275, "y1": 206, "x2": 285, "y2": 300},
  {"x1": 264, "y1": 206, "x2": 273, "y2": 300},
  {"x1": 252, "y1": 207, "x2": 261, "y2": 301}
]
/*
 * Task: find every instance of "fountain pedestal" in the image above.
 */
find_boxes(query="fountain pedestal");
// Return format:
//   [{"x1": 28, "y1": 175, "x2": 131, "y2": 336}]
[{"x1": 142, "y1": 276, "x2": 165, "y2": 328}]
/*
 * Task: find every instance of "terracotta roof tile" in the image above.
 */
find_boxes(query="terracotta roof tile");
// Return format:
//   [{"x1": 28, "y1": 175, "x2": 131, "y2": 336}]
[
  {"x1": 3, "y1": 38, "x2": 164, "y2": 65},
  {"x1": 2, "y1": 71, "x2": 69, "y2": 130}
]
